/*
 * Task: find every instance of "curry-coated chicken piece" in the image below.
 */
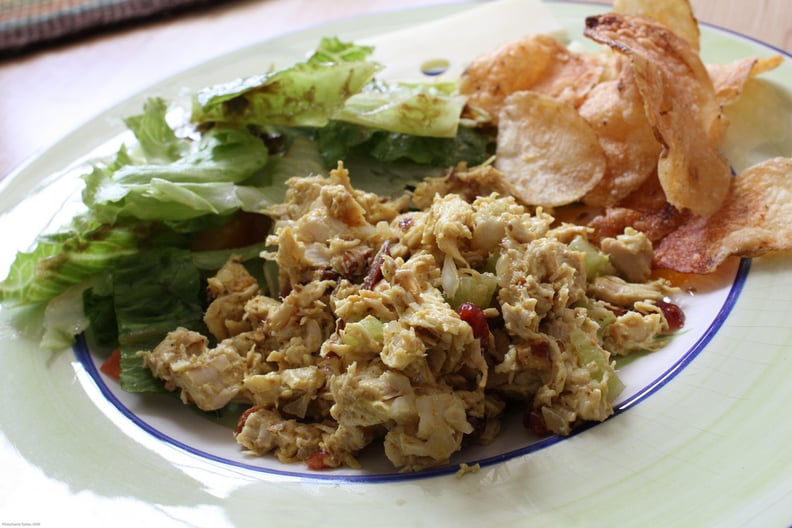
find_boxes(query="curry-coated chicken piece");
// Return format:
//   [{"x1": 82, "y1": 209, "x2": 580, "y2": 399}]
[{"x1": 142, "y1": 328, "x2": 245, "y2": 411}]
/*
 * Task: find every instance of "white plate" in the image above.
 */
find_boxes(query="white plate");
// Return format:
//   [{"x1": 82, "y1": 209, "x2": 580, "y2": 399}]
[{"x1": 2, "y1": 2, "x2": 792, "y2": 527}]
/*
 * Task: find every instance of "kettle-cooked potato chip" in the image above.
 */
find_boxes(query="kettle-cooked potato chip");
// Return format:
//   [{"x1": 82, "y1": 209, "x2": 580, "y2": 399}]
[
  {"x1": 584, "y1": 13, "x2": 732, "y2": 217},
  {"x1": 495, "y1": 91, "x2": 606, "y2": 206},
  {"x1": 586, "y1": 171, "x2": 689, "y2": 245},
  {"x1": 579, "y1": 62, "x2": 662, "y2": 206},
  {"x1": 459, "y1": 34, "x2": 603, "y2": 123},
  {"x1": 613, "y1": 0, "x2": 700, "y2": 51},
  {"x1": 707, "y1": 55, "x2": 784, "y2": 107},
  {"x1": 654, "y1": 158, "x2": 792, "y2": 273}
]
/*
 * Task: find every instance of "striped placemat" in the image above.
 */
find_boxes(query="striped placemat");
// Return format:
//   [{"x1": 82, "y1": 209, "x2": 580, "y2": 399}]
[{"x1": 0, "y1": 0, "x2": 216, "y2": 55}]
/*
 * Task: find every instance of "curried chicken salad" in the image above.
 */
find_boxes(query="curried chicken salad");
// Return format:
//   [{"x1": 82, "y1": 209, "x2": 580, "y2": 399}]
[{"x1": 141, "y1": 161, "x2": 681, "y2": 471}]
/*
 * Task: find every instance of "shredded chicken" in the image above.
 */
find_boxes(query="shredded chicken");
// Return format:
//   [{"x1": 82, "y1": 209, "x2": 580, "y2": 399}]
[
  {"x1": 143, "y1": 328, "x2": 245, "y2": 411},
  {"x1": 600, "y1": 227, "x2": 653, "y2": 283},
  {"x1": 204, "y1": 257, "x2": 260, "y2": 341}
]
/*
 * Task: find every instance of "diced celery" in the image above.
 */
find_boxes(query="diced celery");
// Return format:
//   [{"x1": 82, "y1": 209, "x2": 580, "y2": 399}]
[
  {"x1": 606, "y1": 371, "x2": 626, "y2": 403},
  {"x1": 570, "y1": 327, "x2": 604, "y2": 371},
  {"x1": 569, "y1": 235, "x2": 615, "y2": 282},
  {"x1": 483, "y1": 250, "x2": 500, "y2": 274},
  {"x1": 570, "y1": 327, "x2": 625, "y2": 402},
  {"x1": 358, "y1": 314, "x2": 384, "y2": 341},
  {"x1": 448, "y1": 270, "x2": 498, "y2": 309},
  {"x1": 341, "y1": 315, "x2": 384, "y2": 349}
]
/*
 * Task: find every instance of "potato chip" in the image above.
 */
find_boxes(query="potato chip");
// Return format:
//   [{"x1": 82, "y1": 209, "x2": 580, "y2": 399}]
[
  {"x1": 613, "y1": 0, "x2": 700, "y2": 51},
  {"x1": 584, "y1": 13, "x2": 732, "y2": 217},
  {"x1": 459, "y1": 34, "x2": 603, "y2": 123},
  {"x1": 654, "y1": 158, "x2": 792, "y2": 273},
  {"x1": 586, "y1": 172, "x2": 689, "y2": 244},
  {"x1": 578, "y1": 62, "x2": 662, "y2": 206},
  {"x1": 495, "y1": 91, "x2": 606, "y2": 206},
  {"x1": 707, "y1": 55, "x2": 785, "y2": 107}
]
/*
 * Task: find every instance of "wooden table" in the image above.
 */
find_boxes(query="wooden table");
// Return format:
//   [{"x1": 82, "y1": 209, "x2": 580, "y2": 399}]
[{"x1": 1, "y1": 0, "x2": 789, "y2": 182}]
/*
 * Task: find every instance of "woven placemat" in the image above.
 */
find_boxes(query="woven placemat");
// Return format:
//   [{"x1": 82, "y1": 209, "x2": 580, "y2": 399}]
[{"x1": 0, "y1": 0, "x2": 216, "y2": 55}]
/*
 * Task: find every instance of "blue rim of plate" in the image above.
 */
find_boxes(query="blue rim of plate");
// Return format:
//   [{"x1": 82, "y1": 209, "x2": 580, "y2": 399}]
[{"x1": 72, "y1": 257, "x2": 752, "y2": 483}]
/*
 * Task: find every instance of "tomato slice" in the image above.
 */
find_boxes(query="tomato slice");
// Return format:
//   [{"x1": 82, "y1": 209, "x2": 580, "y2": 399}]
[{"x1": 100, "y1": 348, "x2": 122, "y2": 380}]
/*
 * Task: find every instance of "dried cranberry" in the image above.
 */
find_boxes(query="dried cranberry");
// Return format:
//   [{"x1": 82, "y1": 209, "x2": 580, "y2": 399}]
[
  {"x1": 456, "y1": 302, "x2": 490, "y2": 340},
  {"x1": 656, "y1": 300, "x2": 685, "y2": 331}
]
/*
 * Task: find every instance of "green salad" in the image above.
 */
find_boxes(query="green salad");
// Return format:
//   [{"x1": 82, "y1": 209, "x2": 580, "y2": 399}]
[{"x1": 0, "y1": 37, "x2": 495, "y2": 393}]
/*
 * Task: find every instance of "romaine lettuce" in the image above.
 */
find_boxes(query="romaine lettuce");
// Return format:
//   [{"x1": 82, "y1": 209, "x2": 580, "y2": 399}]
[
  {"x1": 0, "y1": 35, "x2": 481, "y2": 358},
  {"x1": 334, "y1": 80, "x2": 466, "y2": 138},
  {"x1": 0, "y1": 223, "x2": 141, "y2": 307},
  {"x1": 192, "y1": 37, "x2": 467, "y2": 139},
  {"x1": 192, "y1": 37, "x2": 381, "y2": 128},
  {"x1": 306, "y1": 36, "x2": 375, "y2": 64},
  {"x1": 123, "y1": 97, "x2": 187, "y2": 163},
  {"x1": 317, "y1": 121, "x2": 494, "y2": 167},
  {"x1": 106, "y1": 248, "x2": 206, "y2": 392},
  {"x1": 82, "y1": 120, "x2": 271, "y2": 223},
  {"x1": 192, "y1": 62, "x2": 381, "y2": 128}
]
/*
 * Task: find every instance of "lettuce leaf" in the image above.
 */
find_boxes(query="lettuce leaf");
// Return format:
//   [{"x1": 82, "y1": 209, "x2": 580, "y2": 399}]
[
  {"x1": 191, "y1": 37, "x2": 380, "y2": 128},
  {"x1": 0, "y1": 222, "x2": 148, "y2": 350},
  {"x1": 123, "y1": 97, "x2": 186, "y2": 163},
  {"x1": 0, "y1": 223, "x2": 141, "y2": 307},
  {"x1": 334, "y1": 80, "x2": 466, "y2": 138},
  {"x1": 192, "y1": 62, "x2": 380, "y2": 128},
  {"x1": 1, "y1": 126, "x2": 322, "y2": 320},
  {"x1": 82, "y1": 123, "x2": 271, "y2": 224},
  {"x1": 191, "y1": 37, "x2": 466, "y2": 139},
  {"x1": 40, "y1": 284, "x2": 93, "y2": 350},
  {"x1": 83, "y1": 281, "x2": 118, "y2": 350},
  {"x1": 307, "y1": 36, "x2": 375, "y2": 64},
  {"x1": 109, "y1": 248, "x2": 206, "y2": 392},
  {"x1": 81, "y1": 101, "x2": 333, "y2": 227},
  {"x1": 108, "y1": 126, "x2": 268, "y2": 185},
  {"x1": 317, "y1": 121, "x2": 495, "y2": 168}
]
